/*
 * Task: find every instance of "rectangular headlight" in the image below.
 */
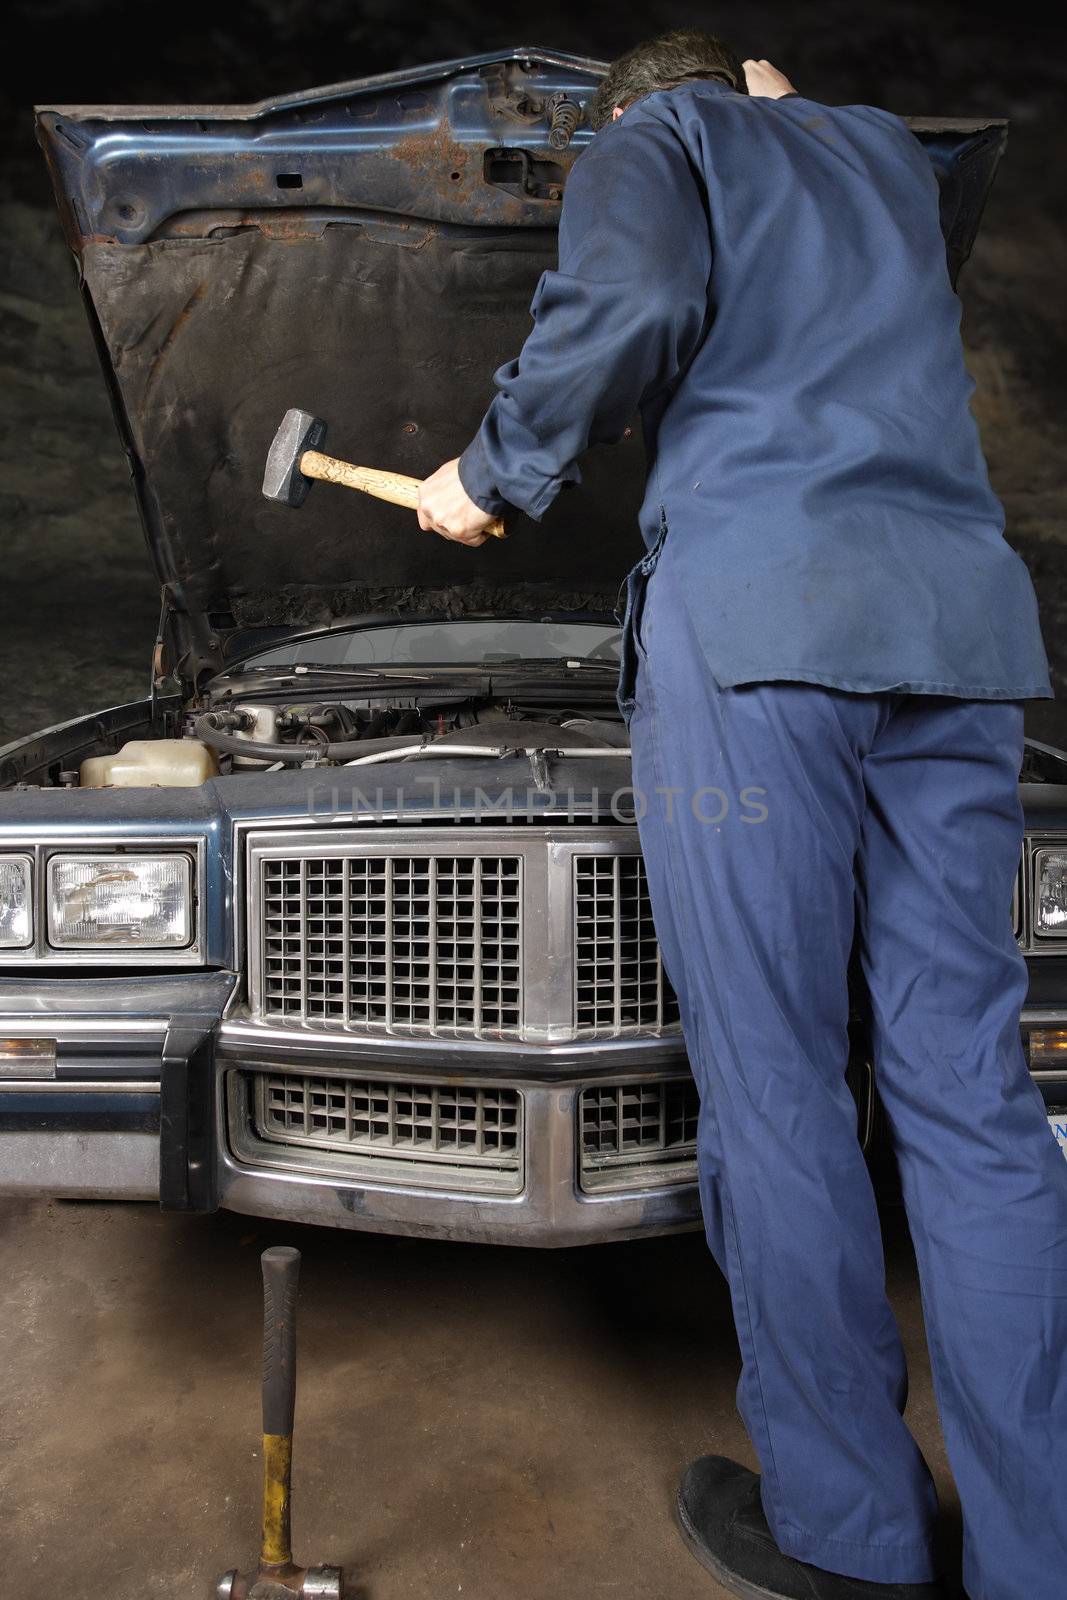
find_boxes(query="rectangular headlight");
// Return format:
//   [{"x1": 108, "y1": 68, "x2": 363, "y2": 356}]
[
  {"x1": 0, "y1": 856, "x2": 33, "y2": 948},
  {"x1": 1034, "y1": 848, "x2": 1067, "y2": 938},
  {"x1": 47, "y1": 856, "x2": 192, "y2": 949}
]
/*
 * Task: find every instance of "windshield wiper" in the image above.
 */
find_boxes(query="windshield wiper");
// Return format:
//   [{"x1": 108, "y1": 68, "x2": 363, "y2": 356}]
[
  {"x1": 486, "y1": 656, "x2": 620, "y2": 672},
  {"x1": 285, "y1": 659, "x2": 621, "y2": 677},
  {"x1": 263, "y1": 663, "x2": 437, "y2": 681},
  {"x1": 219, "y1": 663, "x2": 484, "y2": 687}
]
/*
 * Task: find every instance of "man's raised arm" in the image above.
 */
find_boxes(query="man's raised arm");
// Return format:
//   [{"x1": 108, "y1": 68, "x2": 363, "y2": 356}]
[{"x1": 417, "y1": 113, "x2": 713, "y2": 543}]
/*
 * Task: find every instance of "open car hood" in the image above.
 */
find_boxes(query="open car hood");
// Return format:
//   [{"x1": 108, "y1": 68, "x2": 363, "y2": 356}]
[{"x1": 36, "y1": 49, "x2": 1009, "y2": 689}]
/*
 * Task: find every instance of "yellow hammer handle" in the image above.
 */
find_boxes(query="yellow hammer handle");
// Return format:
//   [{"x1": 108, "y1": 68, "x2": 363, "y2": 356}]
[
  {"x1": 261, "y1": 1432, "x2": 293, "y2": 1567},
  {"x1": 299, "y1": 450, "x2": 506, "y2": 539}
]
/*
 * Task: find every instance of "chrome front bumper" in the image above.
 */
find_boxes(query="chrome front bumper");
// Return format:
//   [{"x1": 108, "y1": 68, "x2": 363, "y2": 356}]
[
  {"x1": 2, "y1": 984, "x2": 1065, "y2": 1247},
  {"x1": 218, "y1": 1084, "x2": 704, "y2": 1246},
  {"x1": 0, "y1": 975, "x2": 705, "y2": 1243},
  {"x1": 212, "y1": 1024, "x2": 703, "y2": 1248}
]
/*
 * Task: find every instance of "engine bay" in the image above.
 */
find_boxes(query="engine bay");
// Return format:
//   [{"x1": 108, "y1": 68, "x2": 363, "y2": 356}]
[
  {"x1": 11, "y1": 659, "x2": 1067, "y2": 793},
  {"x1": 76, "y1": 678, "x2": 630, "y2": 788}
]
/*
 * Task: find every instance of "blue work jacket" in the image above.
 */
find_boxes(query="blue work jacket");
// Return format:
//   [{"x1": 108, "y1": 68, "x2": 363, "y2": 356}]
[{"x1": 458, "y1": 79, "x2": 1051, "y2": 701}]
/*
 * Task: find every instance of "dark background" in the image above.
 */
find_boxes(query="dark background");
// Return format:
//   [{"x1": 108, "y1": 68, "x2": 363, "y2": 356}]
[{"x1": 2, "y1": 1, "x2": 1065, "y2": 745}]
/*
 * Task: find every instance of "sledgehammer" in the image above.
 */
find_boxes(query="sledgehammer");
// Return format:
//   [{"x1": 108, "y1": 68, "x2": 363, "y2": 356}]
[
  {"x1": 217, "y1": 1247, "x2": 343, "y2": 1600},
  {"x1": 262, "y1": 407, "x2": 507, "y2": 538}
]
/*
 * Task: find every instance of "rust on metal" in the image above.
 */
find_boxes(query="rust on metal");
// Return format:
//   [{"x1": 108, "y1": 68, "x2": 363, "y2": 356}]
[{"x1": 390, "y1": 123, "x2": 478, "y2": 204}]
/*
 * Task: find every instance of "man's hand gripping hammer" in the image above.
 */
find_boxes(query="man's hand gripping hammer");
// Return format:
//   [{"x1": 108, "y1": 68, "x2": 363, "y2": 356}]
[{"x1": 262, "y1": 407, "x2": 506, "y2": 538}]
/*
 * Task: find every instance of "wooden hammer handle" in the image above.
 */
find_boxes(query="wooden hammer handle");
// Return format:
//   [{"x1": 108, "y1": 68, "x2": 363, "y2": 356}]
[{"x1": 300, "y1": 449, "x2": 506, "y2": 539}]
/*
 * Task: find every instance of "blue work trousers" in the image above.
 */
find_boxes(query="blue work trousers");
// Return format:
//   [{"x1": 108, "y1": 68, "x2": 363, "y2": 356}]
[{"x1": 625, "y1": 542, "x2": 1067, "y2": 1597}]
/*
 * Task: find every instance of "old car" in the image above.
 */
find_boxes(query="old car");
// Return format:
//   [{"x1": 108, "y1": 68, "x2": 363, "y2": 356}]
[{"x1": 1, "y1": 48, "x2": 1064, "y2": 1245}]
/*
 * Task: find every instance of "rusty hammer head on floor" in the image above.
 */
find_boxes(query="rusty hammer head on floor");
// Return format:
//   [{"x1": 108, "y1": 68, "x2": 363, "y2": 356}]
[
  {"x1": 262, "y1": 408, "x2": 328, "y2": 508},
  {"x1": 216, "y1": 1557, "x2": 342, "y2": 1600}
]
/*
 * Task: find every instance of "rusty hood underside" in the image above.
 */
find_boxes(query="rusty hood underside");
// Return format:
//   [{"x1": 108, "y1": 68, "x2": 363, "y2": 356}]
[{"x1": 35, "y1": 48, "x2": 1009, "y2": 688}]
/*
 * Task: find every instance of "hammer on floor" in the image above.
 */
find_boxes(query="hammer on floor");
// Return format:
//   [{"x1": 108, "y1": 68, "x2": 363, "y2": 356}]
[
  {"x1": 262, "y1": 407, "x2": 507, "y2": 538},
  {"x1": 217, "y1": 1246, "x2": 343, "y2": 1600}
]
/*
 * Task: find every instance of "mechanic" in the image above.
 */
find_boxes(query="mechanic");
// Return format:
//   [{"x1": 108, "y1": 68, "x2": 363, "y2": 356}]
[{"x1": 417, "y1": 31, "x2": 1067, "y2": 1600}]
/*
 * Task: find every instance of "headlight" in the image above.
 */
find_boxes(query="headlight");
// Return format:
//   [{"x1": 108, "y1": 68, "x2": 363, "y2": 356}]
[
  {"x1": 1034, "y1": 848, "x2": 1067, "y2": 937},
  {"x1": 0, "y1": 856, "x2": 33, "y2": 948},
  {"x1": 47, "y1": 856, "x2": 193, "y2": 949}
]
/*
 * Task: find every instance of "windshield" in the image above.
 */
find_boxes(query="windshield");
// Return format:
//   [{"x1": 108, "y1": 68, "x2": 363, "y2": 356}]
[{"x1": 240, "y1": 618, "x2": 622, "y2": 668}]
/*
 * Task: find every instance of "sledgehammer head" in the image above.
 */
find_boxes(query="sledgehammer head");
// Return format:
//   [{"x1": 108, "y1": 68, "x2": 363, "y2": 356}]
[
  {"x1": 216, "y1": 1563, "x2": 342, "y2": 1599},
  {"x1": 263, "y1": 409, "x2": 328, "y2": 508}
]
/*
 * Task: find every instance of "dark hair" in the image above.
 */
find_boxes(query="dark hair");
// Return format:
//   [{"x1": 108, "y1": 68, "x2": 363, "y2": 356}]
[{"x1": 589, "y1": 29, "x2": 748, "y2": 131}]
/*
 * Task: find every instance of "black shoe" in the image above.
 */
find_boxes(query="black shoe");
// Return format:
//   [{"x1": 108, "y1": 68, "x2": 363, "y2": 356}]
[{"x1": 676, "y1": 1456, "x2": 949, "y2": 1600}]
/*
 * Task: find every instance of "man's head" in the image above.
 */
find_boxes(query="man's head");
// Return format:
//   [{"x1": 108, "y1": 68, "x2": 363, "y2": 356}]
[{"x1": 589, "y1": 29, "x2": 748, "y2": 131}]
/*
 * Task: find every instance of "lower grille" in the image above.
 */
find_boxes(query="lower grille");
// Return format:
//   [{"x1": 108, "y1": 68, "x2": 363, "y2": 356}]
[
  {"x1": 581, "y1": 1078, "x2": 700, "y2": 1164},
  {"x1": 579, "y1": 1078, "x2": 699, "y2": 1190},
  {"x1": 254, "y1": 1071, "x2": 522, "y2": 1173},
  {"x1": 574, "y1": 855, "x2": 680, "y2": 1034}
]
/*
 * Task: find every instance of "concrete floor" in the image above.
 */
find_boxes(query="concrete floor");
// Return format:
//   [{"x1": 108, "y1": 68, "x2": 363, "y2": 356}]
[{"x1": 0, "y1": 1196, "x2": 962, "y2": 1599}]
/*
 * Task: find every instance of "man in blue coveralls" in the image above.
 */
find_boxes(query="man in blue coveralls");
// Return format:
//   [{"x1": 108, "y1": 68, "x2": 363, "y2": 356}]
[{"x1": 418, "y1": 31, "x2": 1067, "y2": 1600}]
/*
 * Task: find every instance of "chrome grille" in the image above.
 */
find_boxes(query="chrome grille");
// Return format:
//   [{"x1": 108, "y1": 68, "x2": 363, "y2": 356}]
[
  {"x1": 247, "y1": 830, "x2": 683, "y2": 1041},
  {"x1": 574, "y1": 855, "x2": 679, "y2": 1034},
  {"x1": 254, "y1": 1071, "x2": 522, "y2": 1171},
  {"x1": 579, "y1": 1079, "x2": 699, "y2": 1173},
  {"x1": 259, "y1": 853, "x2": 522, "y2": 1035}
]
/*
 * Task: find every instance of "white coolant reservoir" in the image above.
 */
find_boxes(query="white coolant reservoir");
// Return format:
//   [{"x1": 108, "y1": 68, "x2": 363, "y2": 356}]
[{"x1": 80, "y1": 739, "x2": 219, "y2": 789}]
